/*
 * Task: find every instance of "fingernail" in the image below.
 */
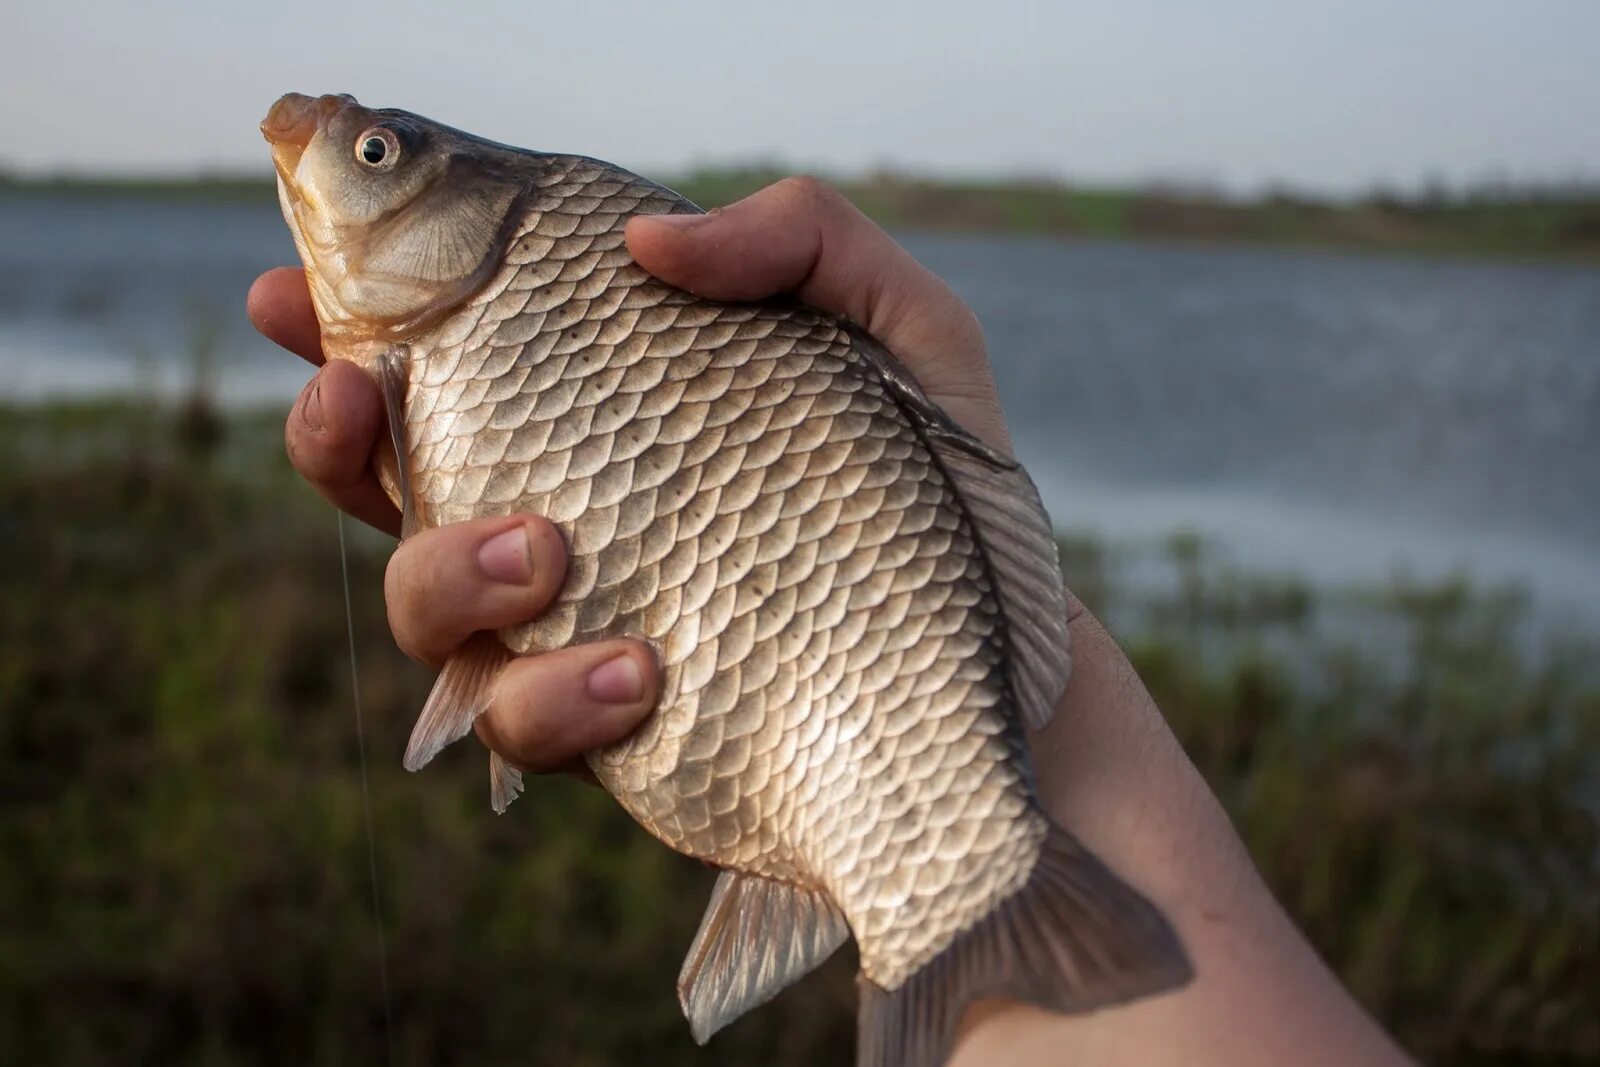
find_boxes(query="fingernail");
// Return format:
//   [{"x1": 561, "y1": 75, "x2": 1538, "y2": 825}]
[
  {"x1": 299, "y1": 375, "x2": 325, "y2": 432},
  {"x1": 586, "y1": 653, "x2": 644, "y2": 705},
  {"x1": 478, "y1": 525, "x2": 533, "y2": 585}
]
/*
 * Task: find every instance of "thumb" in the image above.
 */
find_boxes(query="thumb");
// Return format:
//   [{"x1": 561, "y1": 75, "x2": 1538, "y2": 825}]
[{"x1": 625, "y1": 177, "x2": 1004, "y2": 446}]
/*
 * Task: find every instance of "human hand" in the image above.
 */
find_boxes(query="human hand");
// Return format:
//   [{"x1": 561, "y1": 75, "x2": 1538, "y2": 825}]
[
  {"x1": 249, "y1": 176, "x2": 1410, "y2": 1066},
  {"x1": 247, "y1": 274, "x2": 660, "y2": 773},
  {"x1": 625, "y1": 176, "x2": 1014, "y2": 453},
  {"x1": 245, "y1": 175, "x2": 1012, "y2": 776}
]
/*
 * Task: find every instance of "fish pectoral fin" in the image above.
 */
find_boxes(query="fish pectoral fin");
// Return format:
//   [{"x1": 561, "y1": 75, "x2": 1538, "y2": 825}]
[
  {"x1": 678, "y1": 870, "x2": 851, "y2": 1045},
  {"x1": 845, "y1": 324, "x2": 1073, "y2": 732},
  {"x1": 857, "y1": 823, "x2": 1192, "y2": 1067},
  {"x1": 488, "y1": 751, "x2": 524, "y2": 814},
  {"x1": 376, "y1": 346, "x2": 422, "y2": 540},
  {"x1": 402, "y1": 633, "x2": 510, "y2": 772}
]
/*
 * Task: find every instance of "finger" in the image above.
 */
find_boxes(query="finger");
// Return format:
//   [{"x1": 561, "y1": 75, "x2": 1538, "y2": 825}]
[
  {"x1": 248, "y1": 267, "x2": 324, "y2": 365},
  {"x1": 625, "y1": 177, "x2": 1006, "y2": 444},
  {"x1": 385, "y1": 515, "x2": 568, "y2": 666},
  {"x1": 285, "y1": 360, "x2": 401, "y2": 535},
  {"x1": 474, "y1": 639, "x2": 659, "y2": 774}
]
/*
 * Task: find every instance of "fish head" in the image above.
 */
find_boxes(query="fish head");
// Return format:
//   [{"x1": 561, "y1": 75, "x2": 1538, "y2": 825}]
[{"x1": 262, "y1": 92, "x2": 538, "y2": 356}]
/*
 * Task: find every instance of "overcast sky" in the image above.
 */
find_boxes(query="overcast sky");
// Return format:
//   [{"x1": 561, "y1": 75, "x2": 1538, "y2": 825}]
[{"x1": 4, "y1": 0, "x2": 1596, "y2": 193}]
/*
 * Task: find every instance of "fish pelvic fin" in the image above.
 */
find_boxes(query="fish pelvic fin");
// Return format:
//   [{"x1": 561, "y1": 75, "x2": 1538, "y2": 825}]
[
  {"x1": 402, "y1": 632, "x2": 510, "y2": 772},
  {"x1": 856, "y1": 822, "x2": 1191, "y2": 1067},
  {"x1": 679, "y1": 870, "x2": 851, "y2": 1045},
  {"x1": 488, "y1": 751, "x2": 524, "y2": 814}
]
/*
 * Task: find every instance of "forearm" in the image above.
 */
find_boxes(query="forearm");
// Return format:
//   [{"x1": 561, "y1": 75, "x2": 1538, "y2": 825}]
[{"x1": 951, "y1": 610, "x2": 1414, "y2": 1067}]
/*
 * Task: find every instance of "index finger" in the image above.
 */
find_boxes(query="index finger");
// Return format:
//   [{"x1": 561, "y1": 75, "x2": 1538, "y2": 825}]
[{"x1": 247, "y1": 266, "x2": 325, "y2": 365}]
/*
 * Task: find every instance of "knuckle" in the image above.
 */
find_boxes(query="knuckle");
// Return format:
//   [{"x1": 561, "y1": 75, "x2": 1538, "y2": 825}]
[
  {"x1": 283, "y1": 418, "x2": 304, "y2": 472},
  {"x1": 283, "y1": 403, "x2": 316, "y2": 472},
  {"x1": 382, "y1": 545, "x2": 432, "y2": 660},
  {"x1": 775, "y1": 174, "x2": 840, "y2": 214},
  {"x1": 487, "y1": 668, "x2": 555, "y2": 760},
  {"x1": 284, "y1": 433, "x2": 329, "y2": 488},
  {"x1": 939, "y1": 309, "x2": 990, "y2": 370},
  {"x1": 285, "y1": 420, "x2": 343, "y2": 489}
]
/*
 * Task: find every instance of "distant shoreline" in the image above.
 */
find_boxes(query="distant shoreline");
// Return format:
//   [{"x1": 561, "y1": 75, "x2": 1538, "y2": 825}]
[{"x1": 4, "y1": 170, "x2": 1599, "y2": 263}]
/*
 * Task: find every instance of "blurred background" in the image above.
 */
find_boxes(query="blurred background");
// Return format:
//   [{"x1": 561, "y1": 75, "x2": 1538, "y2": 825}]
[{"x1": 2, "y1": 2, "x2": 1596, "y2": 1064}]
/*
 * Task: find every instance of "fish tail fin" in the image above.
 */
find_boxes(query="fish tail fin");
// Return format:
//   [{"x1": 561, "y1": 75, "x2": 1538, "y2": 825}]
[{"x1": 856, "y1": 822, "x2": 1191, "y2": 1067}]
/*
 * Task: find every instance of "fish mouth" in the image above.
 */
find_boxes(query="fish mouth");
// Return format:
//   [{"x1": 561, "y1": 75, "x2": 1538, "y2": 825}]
[
  {"x1": 261, "y1": 93, "x2": 364, "y2": 342},
  {"x1": 261, "y1": 92, "x2": 357, "y2": 180}
]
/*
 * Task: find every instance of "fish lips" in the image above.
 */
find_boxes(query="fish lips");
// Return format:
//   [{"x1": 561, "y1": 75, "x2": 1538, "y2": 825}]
[{"x1": 261, "y1": 92, "x2": 358, "y2": 178}]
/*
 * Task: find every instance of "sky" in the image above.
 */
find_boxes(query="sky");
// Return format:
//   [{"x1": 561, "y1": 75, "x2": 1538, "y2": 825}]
[{"x1": 3, "y1": 0, "x2": 1597, "y2": 194}]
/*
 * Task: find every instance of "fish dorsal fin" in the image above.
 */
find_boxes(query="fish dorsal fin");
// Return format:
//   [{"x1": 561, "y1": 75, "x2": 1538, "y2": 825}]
[
  {"x1": 376, "y1": 346, "x2": 422, "y2": 540},
  {"x1": 403, "y1": 632, "x2": 510, "y2": 772},
  {"x1": 678, "y1": 871, "x2": 851, "y2": 1044},
  {"x1": 846, "y1": 326, "x2": 1073, "y2": 730},
  {"x1": 931, "y1": 444, "x2": 1072, "y2": 729}
]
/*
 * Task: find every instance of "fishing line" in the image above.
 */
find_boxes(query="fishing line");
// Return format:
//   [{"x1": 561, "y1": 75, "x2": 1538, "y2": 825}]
[{"x1": 338, "y1": 511, "x2": 397, "y2": 1067}]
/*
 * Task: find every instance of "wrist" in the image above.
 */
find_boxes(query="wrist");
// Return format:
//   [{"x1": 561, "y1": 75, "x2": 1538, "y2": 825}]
[{"x1": 1032, "y1": 609, "x2": 1274, "y2": 923}]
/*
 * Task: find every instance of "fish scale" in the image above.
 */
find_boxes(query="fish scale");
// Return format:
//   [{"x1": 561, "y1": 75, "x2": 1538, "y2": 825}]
[
  {"x1": 264, "y1": 93, "x2": 1189, "y2": 1067},
  {"x1": 399, "y1": 158, "x2": 1040, "y2": 985}
]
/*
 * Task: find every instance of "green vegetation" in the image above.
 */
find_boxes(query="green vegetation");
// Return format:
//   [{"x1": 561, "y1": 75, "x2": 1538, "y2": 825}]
[
  {"x1": 1, "y1": 402, "x2": 1595, "y2": 1065},
  {"x1": 5, "y1": 168, "x2": 1599, "y2": 261}
]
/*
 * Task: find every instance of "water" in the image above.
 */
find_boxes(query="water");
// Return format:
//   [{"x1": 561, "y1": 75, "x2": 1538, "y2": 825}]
[{"x1": 3, "y1": 196, "x2": 1597, "y2": 618}]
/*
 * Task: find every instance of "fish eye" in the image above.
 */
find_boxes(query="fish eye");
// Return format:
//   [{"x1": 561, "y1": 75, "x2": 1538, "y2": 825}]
[{"x1": 354, "y1": 127, "x2": 401, "y2": 170}]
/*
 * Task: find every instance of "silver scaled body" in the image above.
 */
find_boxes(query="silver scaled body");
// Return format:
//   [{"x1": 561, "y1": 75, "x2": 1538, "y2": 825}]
[{"x1": 401, "y1": 160, "x2": 1046, "y2": 991}]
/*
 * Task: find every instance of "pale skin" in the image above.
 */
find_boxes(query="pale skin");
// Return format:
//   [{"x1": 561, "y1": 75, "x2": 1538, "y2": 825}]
[{"x1": 248, "y1": 177, "x2": 1414, "y2": 1066}]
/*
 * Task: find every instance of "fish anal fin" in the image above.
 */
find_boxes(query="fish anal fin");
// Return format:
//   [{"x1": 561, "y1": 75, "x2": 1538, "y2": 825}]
[
  {"x1": 402, "y1": 632, "x2": 509, "y2": 772},
  {"x1": 679, "y1": 870, "x2": 851, "y2": 1044},
  {"x1": 489, "y1": 750, "x2": 524, "y2": 814},
  {"x1": 847, "y1": 324, "x2": 1072, "y2": 730},
  {"x1": 856, "y1": 823, "x2": 1192, "y2": 1067},
  {"x1": 376, "y1": 346, "x2": 423, "y2": 539}
]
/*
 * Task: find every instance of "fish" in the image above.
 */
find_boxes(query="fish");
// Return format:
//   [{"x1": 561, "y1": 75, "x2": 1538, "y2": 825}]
[{"x1": 261, "y1": 92, "x2": 1191, "y2": 1067}]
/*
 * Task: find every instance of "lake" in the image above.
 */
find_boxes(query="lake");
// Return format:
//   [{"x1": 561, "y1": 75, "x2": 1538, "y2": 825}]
[{"x1": 2, "y1": 196, "x2": 1597, "y2": 620}]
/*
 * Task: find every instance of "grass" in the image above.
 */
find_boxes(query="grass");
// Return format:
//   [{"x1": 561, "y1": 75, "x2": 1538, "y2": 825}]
[{"x1": 0, "y1": 401, "x2": 1594, "y2": 1065}]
